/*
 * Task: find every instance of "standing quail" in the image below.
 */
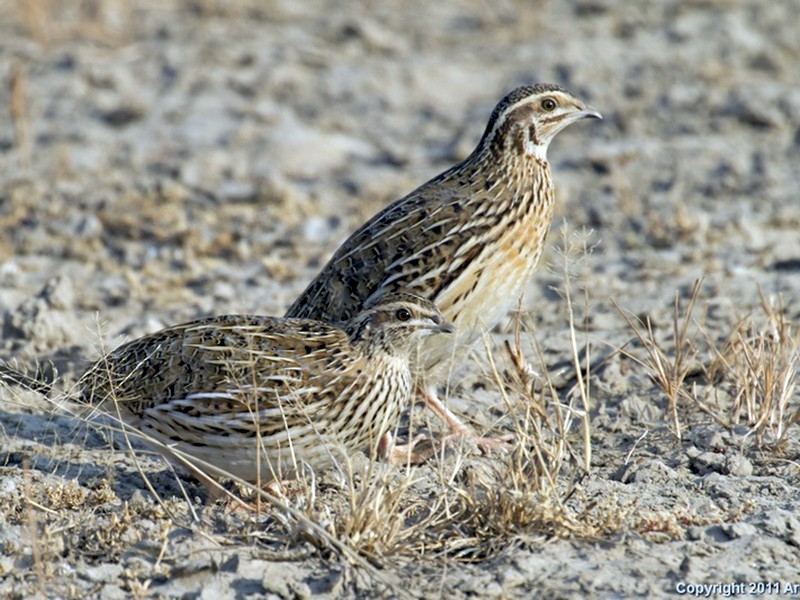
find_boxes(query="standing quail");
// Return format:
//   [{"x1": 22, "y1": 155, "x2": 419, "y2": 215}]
[{"x1": 286, "y1": 84, "x2": 601, "y2": 456}]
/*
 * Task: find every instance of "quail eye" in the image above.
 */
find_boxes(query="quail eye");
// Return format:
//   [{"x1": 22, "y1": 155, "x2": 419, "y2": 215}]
[
  {"x1": 395, "y1": 308, "x2": 412, "y2": 322},
  {"x1": 541, "y1": 97, "x2": 557, "y2": 111}
]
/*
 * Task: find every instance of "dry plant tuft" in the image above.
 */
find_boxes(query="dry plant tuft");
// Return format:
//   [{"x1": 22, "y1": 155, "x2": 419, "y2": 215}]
[
  {"x1": 709, "y1": 291, "x2": 800, "y2": 448},
  {"x1": 273, "y1": 463, "x2": 448, "y2": 566},
  {"x1": 550, "y1": 223, "x2": 596, "y2": 471},
  {"x1": 614, "y1": 279, "x2": 799, "y2": 449},
  {"x1": 398, "y1": 223, "x2": 621, "y2": 560},
  {"x1": 330, "y1": 467, "x2": 426, "y2": 562},
  {"x1": 44, "y1": 479, "x2": 87, "y2": 510},
  {"x1": 614, "y1": 279, "x2": 705, "y2": 440}
]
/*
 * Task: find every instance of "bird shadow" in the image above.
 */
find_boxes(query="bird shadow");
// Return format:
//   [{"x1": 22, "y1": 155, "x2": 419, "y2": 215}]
[{"x1": 0, "y1": 405, "x2": 207, "y2": 503}]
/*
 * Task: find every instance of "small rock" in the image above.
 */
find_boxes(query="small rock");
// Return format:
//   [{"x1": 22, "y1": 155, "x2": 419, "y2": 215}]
[
  {"x1": 686, "y1": 525, "x2": 705, "y2": 541},
  {"x1": 690, "y1": 451, "x2": 726, "y2": 475},
  {"x1": 612, "y1": 459, "x2": 677, "y2": 485},
  {"x1": 3, "y1": 276, "x2": 80, "y2": 351},
  {"x1": 678, "y1": 555, "x2": 706, "y2": 577},
  {"x1": 703, "y1": 524, "x2": 730, "y2": 543},
  {"x1": 303, "y1": 216, "x2": 334, "y2": 241},
  {"x1": 39, "y1": 275, "x2": 75, "y2": 310},
  {"x1": 99, "y1": 103, "x2": 147, "y2": 128},
  {"x1": 723, "y1": 454, "x2": 753, "y2": 477},
  {"x1": 724, "y1": 521, "x2": 757, "y2": 539},
  {"x1": 308, "y1": 568, "x2": 343, "y2": 595},
  {"x1": 337, "y1": 17, "x2": 406, "y2": 53},
  {"x1": 0, "y1": 556, "x2": 15, "y2": 578},
  {"x1": 0, "y1": 260, "x2": 20, "y2": 284},
  {"x1": 759, "y1": 509, "x2": 800, "y2": 546},
  {"x1": 199, "y1": 580, "x2": 236, "y2": 600},
  {"x1": 688, "y1": 426, "x2": 730, "y2": 451},
  {"x1": 500, "y1": 565, "x2": 527, "y2": 589},
  {"x1": 700, "y1": 472, "x2": 738, "y2": 500},
  {"x1": 481, "y1": 581, "x2": 503, "y2": 597},
  {"x1": 0, "y1": 477, "x2": 18, "y2": 497},
  {"x1": 99, "y1": 584, "x2": 129, "y2": 600},
  {"x1": 290, "y1": 580, "x2": 312, "y2": 600},
  {"x1": 77, "y1": 213, "x2": 104, "y2": 238},
  {"x1": 212, "y1": 281, "x2": 235, "y2": 301},
  {"x1": 261, "y1": 566, "x2": 292, "y2": 598},
  {"x1": 705, "y1": 431, "x2": 727, "y2": 452},
  {"x1": 84, "y1": 563, "x2": 124, "y2": 583},
  {"x1": 217, "y1": 180, "x2": 257, "y2": 203}
]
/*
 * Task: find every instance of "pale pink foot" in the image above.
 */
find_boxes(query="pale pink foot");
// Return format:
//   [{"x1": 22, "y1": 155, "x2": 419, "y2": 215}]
[
  {"x1": 378, "y1": 431, "x2": 440, "y2": 465},
  {"x1": 417, "y1": 386, "x2": 516, "y2": 455}
]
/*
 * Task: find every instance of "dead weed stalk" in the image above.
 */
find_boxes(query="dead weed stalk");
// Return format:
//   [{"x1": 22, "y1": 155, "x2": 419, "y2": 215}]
[
  {"x1": 709, "y1": 290, "x2": 800, "y2": 447},
  {"x1": 615, "y1": 279, "x2": 800, "y2": 448},
  {"x1": 614, "y1": 279, "x2": 705, "y2": 440}
]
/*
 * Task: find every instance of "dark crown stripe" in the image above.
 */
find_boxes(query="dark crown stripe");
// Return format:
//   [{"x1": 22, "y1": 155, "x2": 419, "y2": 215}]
[{"x1": 476, "y1": 83, "x2": 572, "y2": 151}]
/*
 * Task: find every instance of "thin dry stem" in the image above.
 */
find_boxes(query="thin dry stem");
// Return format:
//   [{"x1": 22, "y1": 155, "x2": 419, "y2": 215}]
[
  {"x1": 9, "y1": 61, "x2": 30, "y2": 166},
  {"x1": 614, "y1": 278, "x2": 705, "y2": 440},
  {"x1": 557, "y1": 223, "x2": 593, "y2": 471},
  {"x1": 23, "y1": 460, "x2": 47, "y2": 597},
  {"x1": 711, "y1": 291, "x2": 799, "y2": 447}
]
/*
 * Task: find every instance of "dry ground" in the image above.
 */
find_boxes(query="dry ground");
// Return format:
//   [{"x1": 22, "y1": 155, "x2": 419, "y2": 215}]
[{"x1": 1, "y1": 1, "x2": 799, "y2": 598}]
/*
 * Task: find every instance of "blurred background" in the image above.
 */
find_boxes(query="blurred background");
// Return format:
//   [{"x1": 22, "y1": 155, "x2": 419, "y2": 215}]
[{"x1": 1, "y1": 0, "x2": 798, "y2": 356}]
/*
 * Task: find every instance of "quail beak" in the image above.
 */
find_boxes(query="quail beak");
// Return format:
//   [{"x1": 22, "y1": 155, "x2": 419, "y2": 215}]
[
  {"x1": 436, "y1": 319, "x2": 456, "y2": 335},
  {"x1": 577, "y1": 104, "x2": 602, "y2": 120},
  {"x1": 552, "y1": 104, "x2": 602, "y2": 131}
]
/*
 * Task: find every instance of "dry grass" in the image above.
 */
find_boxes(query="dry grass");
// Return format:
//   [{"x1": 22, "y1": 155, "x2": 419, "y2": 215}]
[
  {"x1": 4, "y1": 233, "x2": 797, "y2": 596},
  {"x1": 709, "y1": 291, "x2": 800, "y2": 448},
  {"x1": 615, "y1": 279, "x2": 800, "y2": 449},
  {"x1": 551, "y1": 223, "x2": 596, "y2": 471},
  {"x1": 614, "y1": 279, "x2": 705, "y2": 441}
]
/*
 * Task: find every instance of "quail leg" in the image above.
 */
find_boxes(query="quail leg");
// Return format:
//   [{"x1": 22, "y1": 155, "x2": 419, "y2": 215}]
[
  {"x1": 378, "y1": 431, "x2": 440, "y2": 465},
  {"x1": 417, "y1": 385, "x2": 515, "y2": 455}
]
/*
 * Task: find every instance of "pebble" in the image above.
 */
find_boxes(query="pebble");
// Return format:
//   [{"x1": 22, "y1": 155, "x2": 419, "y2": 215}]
[
  {"x1": 84, "y1": 563, "x2": 124, "y2": 583},
  {"x1": 724, "y1": 522, "x2": 757, "y2": 539},
  {"x1": 724, "y1": 454, "x2": 753, "y2": 477}
]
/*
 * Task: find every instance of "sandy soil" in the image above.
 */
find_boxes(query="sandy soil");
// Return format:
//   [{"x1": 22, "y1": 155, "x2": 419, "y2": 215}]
[{"x1": 1, "y1": 1, "x2": 799, "y2": 598}]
